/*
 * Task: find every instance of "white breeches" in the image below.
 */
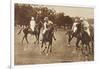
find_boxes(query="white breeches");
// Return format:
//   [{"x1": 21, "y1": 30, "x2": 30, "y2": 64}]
[
  {"x1": 30, "y1": 25, "x2": 35, "y2": 31},
  {"x1": 84, "y1": 29, "x2": 90, "y2": 36},
  {"x1": 72, "y1": 27, "x2": 77, "y2": 33}
]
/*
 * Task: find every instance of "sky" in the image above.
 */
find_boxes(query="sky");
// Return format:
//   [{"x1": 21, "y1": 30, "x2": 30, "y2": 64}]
[
  {"x1": 19, "y1": 3, "x2": 94, "y2": 19},
  {"x1": 46, "y1": 5, "x2": 94, "y2": 18}
]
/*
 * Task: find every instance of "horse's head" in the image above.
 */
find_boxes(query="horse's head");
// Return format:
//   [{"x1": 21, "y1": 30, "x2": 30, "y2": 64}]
[{"x1": 48, "y1": 24, "x2": 55, "y2": 32}]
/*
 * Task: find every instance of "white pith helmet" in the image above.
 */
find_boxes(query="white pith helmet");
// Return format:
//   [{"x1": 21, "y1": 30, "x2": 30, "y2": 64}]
[
  {"x1": 84, "y1": 17, "x2": 88, "y2": 20},
  {"x1": 75, "y1": 18, "x2": 78, "y2": 22},
  {"x1": 80, "y1": 17, "x2": 84, "y2": 21},
  {"x1": 31, "y1": 17, "x2": 34, "y2": 20}
]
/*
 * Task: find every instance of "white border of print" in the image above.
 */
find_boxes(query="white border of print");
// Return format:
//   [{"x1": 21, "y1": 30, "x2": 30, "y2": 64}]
[{"x1": 10, "y1": 0, "x2": 95, "y2": 69}]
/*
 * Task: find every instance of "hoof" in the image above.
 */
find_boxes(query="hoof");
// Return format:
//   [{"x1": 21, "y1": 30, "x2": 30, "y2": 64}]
[
  {"x1": 37, "y1": 42, "x2": 39, "y2": 44},
  {"x1": 67, "y1": 44, "x2": 70, "y2": 47},
  {"x1": 46, "y1": 53, "x2": 48, "y2": 56},
  {"x1": 72, "y1": 50, "x2": 76, "y2": 54},
  {"x1": 76, "y1": 47, "x2": 79, "y2": 50},
  {"x1": 84, "y1": 56, "x2": 89, "y2": 61},
  {"x1": 34, "y1": 42, "x2": 36, "y2": 44},
  {"x1": 41, "y1": 45, "x2": 43, "y2": 48},
  {"x1": 27, "y1": 42, "x2": 29, "y2": 44},
  {"x1": 24, "y1": 48, "x2": 27, "y2": 51},
  {"x1": 54, "y1": 38, "x2": 56, "y2": 41}
]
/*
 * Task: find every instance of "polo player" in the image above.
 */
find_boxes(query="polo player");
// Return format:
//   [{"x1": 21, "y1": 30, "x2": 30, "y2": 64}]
[
  {"x1": 80, "y1": 17, "x2": 90, "y2": 36},
  {"x1": 42, "y1": 17, "x2": 53, "y2": 34},
  {"x1": 72, "y1": 18, "x2": 79, "y2": 33},
  {"x1": 71, "y1": 18, "x2": 80, "y2": 37},
  {"x1": 30, "y1": 17, "x2": 36, "y2": 32},
  {"x1": 41, "y1": 17, "x2": 56, "y2": 40}
]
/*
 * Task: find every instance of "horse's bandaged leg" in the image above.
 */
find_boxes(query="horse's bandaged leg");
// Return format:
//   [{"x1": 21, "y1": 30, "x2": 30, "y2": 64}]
[
  {"x1": 42, "y1": 29, "x2": 46, "y2": 34},
  {"x1": 40, "y1": 33, "x2": 43, "y2": 41},
  {"x1": 40, "y1": 29, "x2": 46, "y2": 41}
]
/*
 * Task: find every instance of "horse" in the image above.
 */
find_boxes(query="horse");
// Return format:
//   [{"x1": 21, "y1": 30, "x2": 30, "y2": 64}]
[
  {"x1": 79, "y1": 25, "x2": 94, "y2": 60},
  {"x1": 18, "y1": 21, "x2": 42, "y2": 44},
  {"x1": 41, "y1": 24, "x2": 55, "y2": 55},
  {"x1": 66, "y1": 22, "x2": 94, "y2": 57},
  {"x1": 65, "y1": 25, "x2": 73, "y2": 46}
]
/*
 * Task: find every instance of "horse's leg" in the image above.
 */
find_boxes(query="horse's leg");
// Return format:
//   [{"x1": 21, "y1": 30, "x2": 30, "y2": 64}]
[
  {"x1": 34, "y1": 33, "x2": 39, "y2": 44},
  {"x1": 53, "y1": 33, "x2": 56, "y2": 41},
  {"x1": 81, "y1": 44, "x2": 87, "y2": 61},
  {"x1": 34, "y1": 32, "x2": 40, "y2": 44},
  {"x1": 34, "y1": 34, "x2": 37, "y2": 44},
  {"x1": 81, "y1": 43, "x2": 85, "y2": 55},
  {"x1": 25, "y1": 34, "x2": 29, "y2": 44},
  {"x1": 76, "y1": 38, "x2": 80, "y2": 50},
  {"x1": 47, "y1": 41, "x2": 51, "y2": 54},
  {"x1": 90, "y1": 36, "x2": 94, "y2": 55},
  {"x1": 86, "y1": 43, "x2": 91, "y2": 55},
  {"x1": 90, "y1": 34, "x2": 94, "y2": 55},
  {"x1": 46, "y1": 44, "x2": 49, "y2": 55},
  {"x1": 85, "y1": 35, "x2": 92, "y2": 55},
  {"x1": 40, "y1": 41, "x2": 44, "y2": 54},
  {"x1": 17, "y1": 28, "x2": 22, "y2": 35},
  {"x1": 81, "y1": 44, "x2": 88, "y2": 56},
  {"x1": 46, "y1": 42, "x2": 51, "y2": 56},
  {"x1": 49, "y1": 40, "x2": 52, "y2": 53},
  {"x1": 22, "y1": 35, "x2": 25, "y2": 44},
  {"x1": 42, "y1": 42, "x2": 47, "y2": 54},
  {"x1": 91, "y1": 41, "x2": 94, "y2": 55},
  {"x1": 41, "y1": 40, "x2": 43, "y2": 48},
  {"x1": 37, "y1": 33, "x2": 40, "y2": 44},
  {"x1": 47, "y1": 37, "x2": 53, "y2": 55},
  {"x1": 68, "y1": 34, "x2": 72, "y2": 46},
  {"x1": 84, "y1": 44, "x2": 89, "y2": 61}
]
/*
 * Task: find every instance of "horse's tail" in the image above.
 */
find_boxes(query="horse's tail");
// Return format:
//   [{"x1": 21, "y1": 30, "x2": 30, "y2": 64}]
[
  {"x1": 17, "y1": 28, "x2": 23, "y2": 35},
  {"x1": 23, "y1": 28, "x2": 29, "y2": 34}
]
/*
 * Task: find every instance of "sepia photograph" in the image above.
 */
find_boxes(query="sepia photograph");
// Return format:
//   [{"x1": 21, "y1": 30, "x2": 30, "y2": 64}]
[{"x1": 14, "y1": 3, "x2": 94, "y2": 65}]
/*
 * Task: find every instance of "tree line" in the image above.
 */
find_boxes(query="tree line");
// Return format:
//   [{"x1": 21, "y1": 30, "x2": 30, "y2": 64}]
[{"x1": 15, "y1": 4, "x2": 93, "y2": 28}]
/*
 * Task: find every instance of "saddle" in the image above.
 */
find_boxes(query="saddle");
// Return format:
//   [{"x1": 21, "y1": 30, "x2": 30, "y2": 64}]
[{"x1": 27, "y1": 26, "x2": 37, "y2": 34}]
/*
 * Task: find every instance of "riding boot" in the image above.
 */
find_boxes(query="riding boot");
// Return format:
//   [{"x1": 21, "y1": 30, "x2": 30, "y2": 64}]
[
  {"x1": 52, "y1": 32, "x2": 56, "y2": 40},
  {"x1": 71, "y1": 33, "x2": 75, "y2": 39}
]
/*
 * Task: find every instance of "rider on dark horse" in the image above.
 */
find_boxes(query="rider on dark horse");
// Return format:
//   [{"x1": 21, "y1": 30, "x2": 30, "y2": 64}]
[
  {"x1": 71, "y1": 17, "x2": 91, "y2": 41},
  {"x1": 71, "y1": 18, "x2": 81, "y2": 39},
  {"x1": 72, "y1": 17, "x2": 90, "y2": 38},
  {"x1": 29, "y1": 16, "x2": 41, "y2": 34},
  {"x1": 29, "y1": 16, "x2": 36, "y2": 33}
]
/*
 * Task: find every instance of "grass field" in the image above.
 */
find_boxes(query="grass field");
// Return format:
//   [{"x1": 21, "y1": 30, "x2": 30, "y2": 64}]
[{"x1": 14, "y1": 27, "x2": 94, "y2": 65}]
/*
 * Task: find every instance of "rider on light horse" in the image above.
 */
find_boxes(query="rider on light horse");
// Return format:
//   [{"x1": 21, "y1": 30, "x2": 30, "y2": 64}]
[
  {"x1": 72, "y1": 18, "x2": 79, "y2": 35},
  {"x1": 42, "y1": 17, "x2": 56, "y2": 41}
]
